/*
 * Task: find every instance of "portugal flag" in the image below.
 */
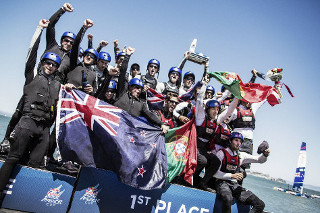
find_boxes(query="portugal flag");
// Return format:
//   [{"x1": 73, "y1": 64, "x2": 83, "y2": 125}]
[
  {"x1": 165, "y1": 119, "x2": 197, "y2": 185},
  {"x1": 208, "y1": 71, "x2": 281, "y2": 106}
]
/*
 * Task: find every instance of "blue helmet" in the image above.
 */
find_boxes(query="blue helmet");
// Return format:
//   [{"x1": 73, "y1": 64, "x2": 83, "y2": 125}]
[
  {"x1": 183, "y1": 71, "x2": 195, "y2": 80},
  {"x1": 221, "y1": 85, "x2": 226, "y2": 92},
  {"x1": 41, "y1": 52, "x2": 61, "y2": 67},
  {"x1": 61, "y1": 31, "x2": 76, "y2": 40},
  {"x1": 98, "y1": 52, "x2": 111, "y2": 62},
  {"x1": 148, "y1": 59, "x2": 160, "y2": 69},
  {"x1": 168, "y1": 67, "x2": 182, "y2": 77},
  {"x1": 117, "y1": 52, "x2": 126, "y2": 59},
  {"x1": 230, "y1": 132, "x2": 244, "y2": 142},
  {"x1": 79, "y1": 47, "x2": 84, "y2": 55},
  {"x1": 108, "y1": 80, "x2": 117, "y2": 90},
  {"x1": 129, "y1": 78, "x2": 144, "y2": 88},
  {"x1": 206, "y1": 85, "x2": 215, "y2": 94},
  {"x1": 205, "y1": 100, "x2": 221, "y2": 110},
  {"x1": 84, "y1": 48, "x2": 98, "y2": 59}
]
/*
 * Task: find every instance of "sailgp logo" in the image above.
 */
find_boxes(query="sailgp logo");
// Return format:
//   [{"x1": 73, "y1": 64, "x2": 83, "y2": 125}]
[
  {"x1": 41, "y1": 185, "x2": 65, "y2": 206},
  {"x1": 80, "y1": 184, "x2": 101, "y2": 204}
]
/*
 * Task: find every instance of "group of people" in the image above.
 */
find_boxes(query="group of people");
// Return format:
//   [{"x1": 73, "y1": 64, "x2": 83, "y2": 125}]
[{"x1": 0, "y1": 3, "x2": 281, "y2": 212}]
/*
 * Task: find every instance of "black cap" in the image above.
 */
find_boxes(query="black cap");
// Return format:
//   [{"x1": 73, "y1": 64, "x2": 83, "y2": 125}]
[
  {"x1": 130, "y1": 63, "x2": 140, "y2": 70},
  {"x1": 257, "y1": 140, "x2": 269, "y2": 154}
]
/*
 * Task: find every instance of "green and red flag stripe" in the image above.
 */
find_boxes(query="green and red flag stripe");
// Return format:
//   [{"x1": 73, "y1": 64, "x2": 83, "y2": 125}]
[
  {"x1": 165, "y1": 119, "x2": 197, "y2": 185},
  {"x1": 208, "y1": 71, "x2": 281, "y2": 106}
]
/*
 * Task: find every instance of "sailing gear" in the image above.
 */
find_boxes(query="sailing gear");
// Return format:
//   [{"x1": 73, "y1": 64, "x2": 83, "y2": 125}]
[
  {"x1": 163, "y1": 82, "x2": 179, "y2": 96},
  {"x1": 79, "y1": 47, "x2": 84, "y2": 55},
  {"x1": 221, "y1": 149, "x2": 240, "y2": 174},
  {"x1": 168, "y1": 67, "x2": 182, "y2": 77},
  {"x1": 206, "y1": 85, "x2": 215, "y2": 94},
  {"x1": 117, "y1": 52, "x2": 126, "y2": 59},
  {"x1": 84, "y1": 48, "x2": 98, "y2": 59},
  {"x1": 141, "y1": 73, "x2": 157, "y2": 89},
  {"x1": 61, "y1": 31, "x2": 76, "y2": 41},
  {"x1": 148, "y1": 59, "x2": 160, "y2": 69},
  {"x1": 233, "y1": 107, "x2": 256, "y2": 129},
  {"x1": 155, "y1": 110, "x2": 175, "y2": 128},
  {"x1": 205, "y1": 100, "x2": 221, "y2": 113},
  {"x1": 257, "y1": 140, "x2": 269, "y2": 154},
  {"x1": 41, "y1": 52, "x2": 61, "y2": 67},
  {"x1": 183, "y1": 71, "x2": 195, "y2": 80},
  {"x1": 129, "y1": 78, "x2": 144, "y2": 88},
  {"x1": 230, "y1": 132, "x2": 244, "y2": 142},
  {"x1": 197, "y1": 116, "x2": 218, "y2": 144},
  {"x1": 98, "y1": 51, "x2": 111, "y2": 62},
  {"x1": 108, "y1": 80, "x2": 117, "y2": 90}
]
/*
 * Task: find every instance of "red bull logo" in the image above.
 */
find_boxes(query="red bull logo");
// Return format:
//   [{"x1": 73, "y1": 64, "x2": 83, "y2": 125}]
[
  {"x1": 80, "y1": 184, "x2": 101, "y2": 204},
  {"x1": 41, "y1": 185, "x2": 65, "y2": 206}
]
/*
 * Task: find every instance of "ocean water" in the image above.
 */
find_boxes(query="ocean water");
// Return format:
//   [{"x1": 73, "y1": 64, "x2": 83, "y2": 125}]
[
  {"x1": 243, "y1": 175, "x2": 320, "y2": 212},
  {"x1": 0, "y1": 114, "x2": 320, "y2": 212}
]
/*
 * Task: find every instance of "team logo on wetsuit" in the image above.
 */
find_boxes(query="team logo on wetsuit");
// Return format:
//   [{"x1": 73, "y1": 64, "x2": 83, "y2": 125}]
[
  {"x1": 80, "y1": 184, "x2": 101, "y2": 204},
  {"x1": 166, "y1": 135, "x2": 189, "y2": 161},
  {"x1": 41, "y1": 185, "x2": 65, "y2": 206}
]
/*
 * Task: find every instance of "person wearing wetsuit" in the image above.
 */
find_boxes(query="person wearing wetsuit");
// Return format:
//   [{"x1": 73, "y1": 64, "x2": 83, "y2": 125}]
[
  {"x1": 65, "y1": 19, "x2": 96, "y2": 95},
  {"x1": 179, "y1": 71, "x2": 195, "y2": 96},
  {"x1": 0, "y1": 3, "x2": 74, "y2": 154},
  {"x1": 214, "y1": 132, "x2": 269, "y2": 213},
  {"x1": 141, "y1": 59, "x2": 160, "y2": 90},
  {"x1": 101, "y1": 80, "x2": 117, "y2": 105},
  {"x1": 94, "y1": 51, "x2": 112, "y2": 92},
  {"x1": 0, "y1": 20, "x2": 61, "y2": 207},
  {"x1": 156, "y1": 67, "x2": 181, "y2": 97}
]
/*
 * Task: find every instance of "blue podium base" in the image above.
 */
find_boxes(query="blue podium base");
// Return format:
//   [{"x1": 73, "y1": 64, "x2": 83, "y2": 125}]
[
  {"x1": 0, "y1": 161, "x2": 76, "y2": 213},
  {"x1": 70, "y1": 167, "x2": 250, "y2": 213},
  {"x1": 0, "y1": 162, "x2": 250, "y2": 213}
]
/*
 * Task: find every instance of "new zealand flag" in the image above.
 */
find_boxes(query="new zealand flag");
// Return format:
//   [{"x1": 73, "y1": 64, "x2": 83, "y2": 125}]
[{"x1": 56, "y1": 87, "x2": 167, "y2": 190}]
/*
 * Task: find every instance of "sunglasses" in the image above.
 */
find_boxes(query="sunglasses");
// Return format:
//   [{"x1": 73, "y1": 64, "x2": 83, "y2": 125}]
[
  {"x1": 131, "y1": 85, "x2": 142, "y2": 89},
  {"x1": 149, "y1": 65, "x2": 159, "y2": 69},
  {"x1": 185, "y1": 76, "x2": 194, "y2": 81},
  {"x1": 168, "y1": 100, "x2": 179, "y2": 105},
  {"x1": 85, "y1": 53, "x2": 96, "y2": 59},
  {"x1": 62, "y1": 38, "x2": 74, "y2": 45},
  {"x1": 118, "y1": 57, "x2": 125, "y2": 61},
  {"x1": 43, "y1": 60, "x2": 59, "y2": 68},
  {"x1": 170, "y1": 72, "x2": 180, "y2": 76}
]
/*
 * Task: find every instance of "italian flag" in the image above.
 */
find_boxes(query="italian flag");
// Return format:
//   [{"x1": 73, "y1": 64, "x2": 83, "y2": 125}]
[
  {"x1": 208, "y1": 71, "x2": 281, "y2": 106},
  {"x1": 165, "y1": 119, "x2": 197, "y2": 185}
]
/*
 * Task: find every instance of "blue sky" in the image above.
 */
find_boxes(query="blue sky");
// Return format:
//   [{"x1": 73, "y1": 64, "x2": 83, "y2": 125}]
[{"x1": 0, "y1": 0, "x2": 319, "y2": 188}]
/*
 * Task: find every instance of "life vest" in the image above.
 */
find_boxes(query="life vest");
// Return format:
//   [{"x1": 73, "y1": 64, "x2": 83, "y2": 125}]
[
  {"x1": 196, "y1": 116, "x2": 218, "y2": 144},
  {"x1": 23, "y1": 73, "x2": 60, "y2": 123},
  {"x1": 220, "y1": 149, "x2": 240, "y2": 174},
  {"x1": 141, "y1": 74, "x2": 157, "y2": 89},
  {"x1": 233, "y1": 107, "x2": 255, "y2": 129},
  {"x1": 155, "y1": 110, "x2": 175, "y2": 128},
  {"x1": 213, "y1": 125, "x2": 231, "y2": 148},
  {"x1": 163, "y1": 82, "x2": 179, "y2": 96}
]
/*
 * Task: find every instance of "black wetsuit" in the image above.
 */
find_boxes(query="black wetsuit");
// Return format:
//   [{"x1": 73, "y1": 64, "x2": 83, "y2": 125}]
[
  {"x1": 0, "y1": 26, "x2": 60, "y2": 202},
  {"x1": 66, "y1": 26, "x2": 97, "y2": 95}
]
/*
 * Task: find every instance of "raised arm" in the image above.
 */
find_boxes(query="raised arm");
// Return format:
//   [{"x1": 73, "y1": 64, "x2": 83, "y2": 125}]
[
  {"x1": 46, "y1": 3, "x2": 73, "y2": 50},
  {"x1": 69, "y1": 19, "x2": 94, "y2": 71},
  {"x1": 97, "y1": 40, "x2": 108, "y2": 53},
  {"x1": 25, "y1": 19, "x2": 49, "y2": 85}
]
